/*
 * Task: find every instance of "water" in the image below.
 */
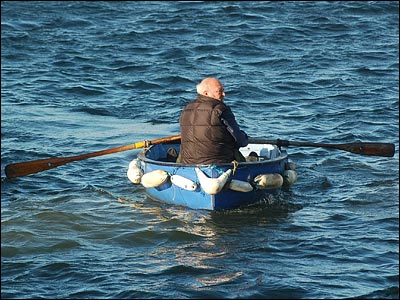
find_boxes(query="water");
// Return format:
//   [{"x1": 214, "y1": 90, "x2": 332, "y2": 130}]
[{"x1": 1, "y1": 1, "x2": 398, "y2": 299}]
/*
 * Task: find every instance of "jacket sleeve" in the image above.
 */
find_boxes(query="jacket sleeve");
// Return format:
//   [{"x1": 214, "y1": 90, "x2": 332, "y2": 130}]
[{"x1": 220, "y1": 108, "x2": 248, "y2": 148}]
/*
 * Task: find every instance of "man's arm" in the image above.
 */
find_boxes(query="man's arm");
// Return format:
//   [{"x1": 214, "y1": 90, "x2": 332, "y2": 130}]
[{"x1": 221, "y1": 108, "x2": 248, "y2": 148}]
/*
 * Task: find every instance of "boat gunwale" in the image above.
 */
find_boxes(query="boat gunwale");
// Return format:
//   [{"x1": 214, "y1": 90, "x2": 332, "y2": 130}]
[{"x1": 137, "y1": 144, "x2": 288, "y2": 168}]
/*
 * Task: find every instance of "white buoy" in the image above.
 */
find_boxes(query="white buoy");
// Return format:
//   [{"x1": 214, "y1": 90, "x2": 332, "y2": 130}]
[
  {"x1": 195, "y1": 168, "x2": 232, "y2": 195},
  {"x1": 287, "y1": 161, "x2": 296, "y2": 171},
  {"x1": 283, "y1": 170, "x2": 297, "y2": 185},
  {"x1": 171, "y1": 174, "x2": 198, "y2": 191},
  {"x1": 127, "y1": 159, "x2": 143, "y2": 184},
  {"x1": 254, "y1": 173, "x2": 283, "y2": 189},
  {"x1": 141, "y1": 169, "x2": 169, "y2": 188},
  {"x1": 228, "y1": 179, "x2": 253, "y2": 192}
]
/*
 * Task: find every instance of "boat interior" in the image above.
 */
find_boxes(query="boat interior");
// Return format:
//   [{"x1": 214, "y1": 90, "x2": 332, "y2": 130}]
[{"x1": 144, "y1": 143, "x2": 282, "y2": 163}]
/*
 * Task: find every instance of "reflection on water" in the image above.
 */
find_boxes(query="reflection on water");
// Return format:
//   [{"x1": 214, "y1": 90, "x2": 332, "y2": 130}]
[{"x1": 116, "y1": 190, "x2": 304, "y2": 292}]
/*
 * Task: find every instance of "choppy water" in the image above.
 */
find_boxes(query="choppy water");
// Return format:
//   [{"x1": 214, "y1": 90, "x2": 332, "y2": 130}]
[{"x1": 1, "y1": 1, "x2": 399, "y2": 299}]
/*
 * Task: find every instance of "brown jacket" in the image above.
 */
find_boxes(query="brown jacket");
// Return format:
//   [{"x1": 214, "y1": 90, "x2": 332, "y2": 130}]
[{"x1": 179, "y1": 95, "x2": 236, "y2": 164}]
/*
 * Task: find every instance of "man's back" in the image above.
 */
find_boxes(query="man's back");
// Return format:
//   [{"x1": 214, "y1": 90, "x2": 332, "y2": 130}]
[
  {"x1": 180, "y1": 94, "x2": 236, "y2": 164},
  {"x1": 179, "y1": 78, "x2": 248, "y2": 164}
]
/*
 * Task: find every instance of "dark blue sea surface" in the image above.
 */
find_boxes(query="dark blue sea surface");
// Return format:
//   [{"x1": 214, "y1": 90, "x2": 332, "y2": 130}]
[{"x1": 1, "y1": 1, "x2": 398, "y2": 299}]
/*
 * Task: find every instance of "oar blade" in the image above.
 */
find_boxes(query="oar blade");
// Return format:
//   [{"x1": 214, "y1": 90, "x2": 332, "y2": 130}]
[
  {"x1": 5, "y1": 157, "x2": 70, "y2": 179},
  {"x1": 342, "y1": 142, "x2": 395, "y2": 157}
]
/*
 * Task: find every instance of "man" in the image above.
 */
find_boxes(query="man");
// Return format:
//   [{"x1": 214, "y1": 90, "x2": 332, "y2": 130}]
[{"x1": 179, "y1": 77, "x2": 248, "y2": 164}]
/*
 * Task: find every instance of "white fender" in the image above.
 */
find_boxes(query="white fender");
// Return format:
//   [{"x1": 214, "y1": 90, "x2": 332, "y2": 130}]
[
  {"x1": 171, "y1": 174, "x2": 197, "y2": 191},
  {"x1": 195, "y1": 168, "x2": 232, "y2": 195},
  {"x1": 228, "y1": 179, "x2": 253, "y2": 192},
  {"x1": 283, "y1": 170, "x2": 297, "y2": 185},
  {"x1": 127, "y1": 159, "x2": 143, "y2": 184},
  {"x1": 141, "y1": 169, "x2": 169, "y2": 188},
  {"x1": 287, "y1": 161, "x2": 296, "y2": 171},
  {"x1": 254, "y1": 173, "x2": 283, "y2": 189}
]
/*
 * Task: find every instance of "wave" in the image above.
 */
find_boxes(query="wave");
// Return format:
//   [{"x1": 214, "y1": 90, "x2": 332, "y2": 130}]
[
  {"x1": 70, "y1": 106, "x2": 113, "y2": 117},
  {"x1": 61, "y1": 86, "x2": 106, "y2": 96}
]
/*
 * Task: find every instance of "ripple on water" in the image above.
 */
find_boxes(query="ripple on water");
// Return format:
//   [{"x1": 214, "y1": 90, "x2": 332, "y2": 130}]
[{"x1": 1, "y1": 1, "x2": 398, "y2": 299}]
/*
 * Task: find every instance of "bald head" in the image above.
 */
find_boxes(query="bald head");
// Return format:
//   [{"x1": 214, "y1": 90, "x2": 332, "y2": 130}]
[{"x1": 196, "y1": 77, "x2": 225, "y2": 101}]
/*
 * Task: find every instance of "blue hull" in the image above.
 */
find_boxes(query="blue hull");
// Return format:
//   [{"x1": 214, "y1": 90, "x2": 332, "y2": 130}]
[{"x1": 135, "y1": 143, "x2": 291, "y2": 210}]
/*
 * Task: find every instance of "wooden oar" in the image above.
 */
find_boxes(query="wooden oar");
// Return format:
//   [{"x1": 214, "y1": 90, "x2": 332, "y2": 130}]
[
  {"x1": 248, "y1": 138, "x2": 395, "y2": 157},
  {"x1": 5, "y1": 134, "x2": 181, "y2": 179}
]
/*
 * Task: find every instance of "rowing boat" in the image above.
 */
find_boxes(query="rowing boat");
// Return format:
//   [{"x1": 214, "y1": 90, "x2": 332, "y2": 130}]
[
  {"x1": 127, "y1": 142, "x2": 297, "y2": 210},
  {"x1": 5, "y1": 134, "x2": 393, "y2": 201}
]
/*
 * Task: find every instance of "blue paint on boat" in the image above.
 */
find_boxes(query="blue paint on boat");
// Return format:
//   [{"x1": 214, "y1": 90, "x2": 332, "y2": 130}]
[{"x1": 135, "y1": 143, "x2": 292, "y2": 210}]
